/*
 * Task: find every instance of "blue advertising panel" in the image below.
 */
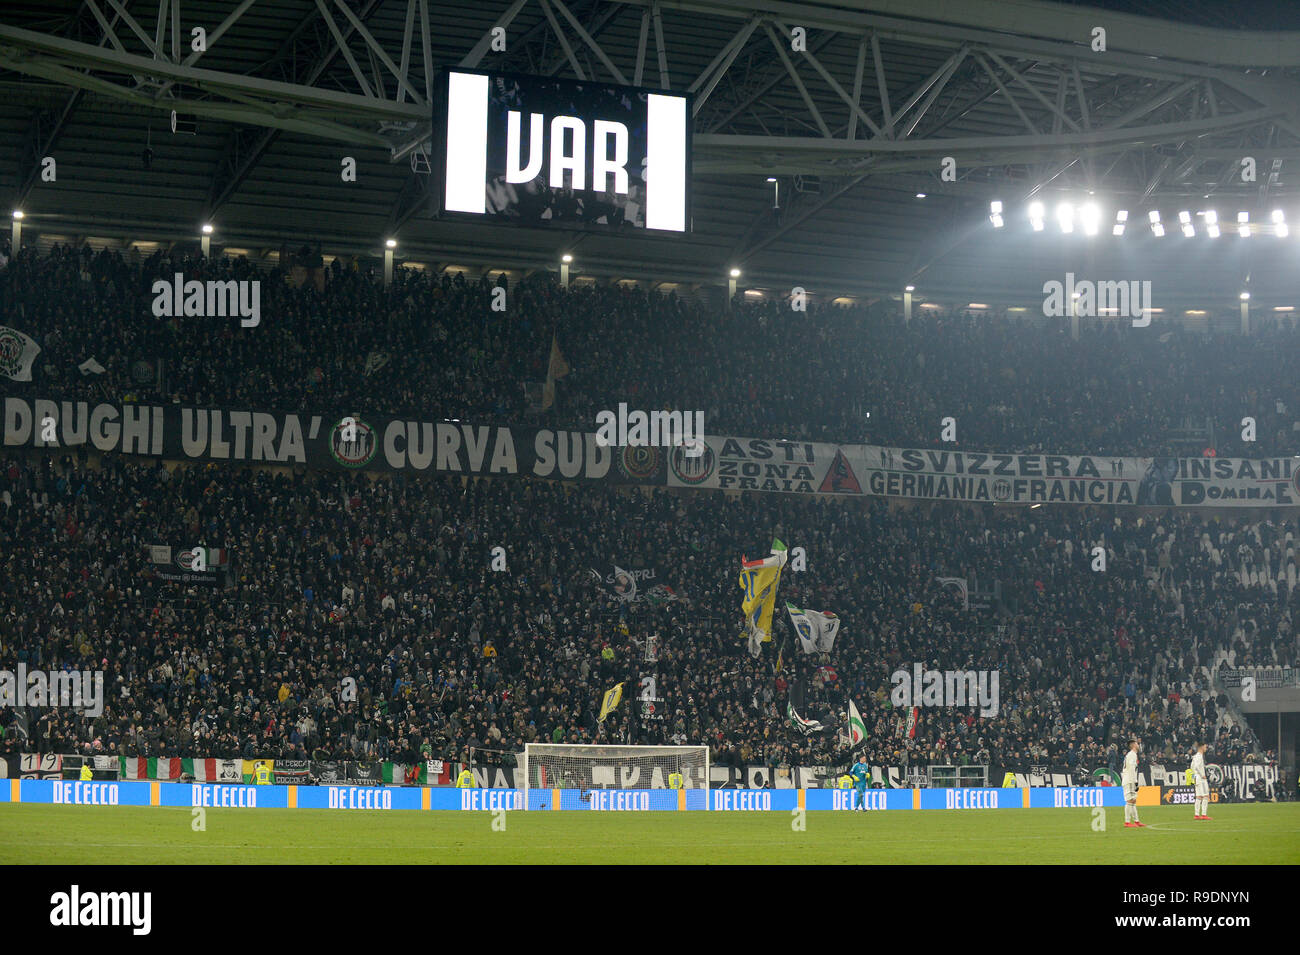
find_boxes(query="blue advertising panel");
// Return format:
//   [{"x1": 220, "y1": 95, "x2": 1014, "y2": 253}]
[
  {"x1": 1, "y1": 782, "x2": 1132, "y2": 812},
  {"x1": 555, "y1": 788, "x2": 678, "y2": 811},
  {"x1": 26, "y1": 779, "x2": 151, "y2": 806},
  {"x1": 296, "y1": 785, "x2": 423, "y2": 811},
  {"x1": 918, "y1": 787, "x2": 1022, "y2": 810},
  {"x1": 441, "y1": 788, "x2": 525, "y2": 811},
  {"x1": 804, "y1": 788, "x2": 913, "y2": 811},
  {"x1": 160, "y1": 783, "x2": 286, "y2": 809},
  {"x1": 708, "y1": 789, "x2": 795, "y2": 812},
  {"x1": 1028, "y1": 786, "x2": 1125, "y2": 808}
]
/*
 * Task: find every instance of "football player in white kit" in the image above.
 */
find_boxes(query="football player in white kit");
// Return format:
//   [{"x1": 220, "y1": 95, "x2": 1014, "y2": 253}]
[
  {"x1": 1191, "y1": 741, "x2": 1213, "y2": 820},
  {"x1": 1123, "y1": 738, "x2": 1146, "y2": 828}
]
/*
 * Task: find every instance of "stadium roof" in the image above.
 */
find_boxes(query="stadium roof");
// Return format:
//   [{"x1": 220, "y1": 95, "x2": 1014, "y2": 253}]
[{"x1": 1, "y1": 0, "x2": 1299, "y2": 303}]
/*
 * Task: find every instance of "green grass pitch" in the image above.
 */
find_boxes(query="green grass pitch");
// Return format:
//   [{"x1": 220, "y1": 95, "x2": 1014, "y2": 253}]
[{"x1": 2, "y1": 802, "x2": 1297, "y2": 864}]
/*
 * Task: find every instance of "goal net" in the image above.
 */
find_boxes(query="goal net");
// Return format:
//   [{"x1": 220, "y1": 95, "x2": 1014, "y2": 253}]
[{"x1": 519, "y1": 744, "x2": 709, "y2": 811}]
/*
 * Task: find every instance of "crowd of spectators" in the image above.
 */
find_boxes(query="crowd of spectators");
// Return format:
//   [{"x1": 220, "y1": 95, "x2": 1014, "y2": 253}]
[
  {"x1": 0, "y1": 451, "x2": 1292, "y2": 775},
  {"x1": 4, "y1": 241, "x2": 1300, "y2": 458},
  {"x1": 1, "y1": 242, "x2": 1295, "y2": 780}
]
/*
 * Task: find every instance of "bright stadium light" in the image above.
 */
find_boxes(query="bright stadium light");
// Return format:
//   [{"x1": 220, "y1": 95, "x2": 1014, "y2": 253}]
[
  {"x1": 1028, "y1": 201, "x2": 1046, "y2": 231},
  {"x1": 905, "y1": 285, "x2": 915, "y2": 292},
  {"x1": 11, "y1": 210, "x2": 23, "y2": 220},
  {"x1": 382, "y1": 239, "x2": 397, "y2": 285},
  {"x1": 1240, "y1": 291, "x2": 1251, "y2": 301},
  {"x1": 915, "y1": 192, "x2": 927, "y2": 199},
  {"x1": 729, "y1": 267, "x2": 741, "y2": 278},
  {"x1": 1273, "y1": 209, "x2": 1288, "y2": 238},
  {"x1": 989, "y1": 200, "x2": 1004, "y2": 228},
  {"x1": 1080, "y1": 202, "x2": 1101, "y2": 236},
  {"x1": 562, "y1": 253, "x2": 573, "y2": 263},
  {"x1": 201, "y1": 223, "x2": 214, "y2": 234},
  {"x1": 1205, "y1": 210, "x2": 1220, "y2": 238},
  {"x1": 1179, "y1": 210, "x2": 1195, "y2": 238},
  {"x1": 1238, "y1": 211, "x2": 1250, "y2": 237},
  {"x1": 1056, "y1": 202, "x2": 1075, "y2": 233},
  {"x1": 1113, "y1": 209, "x2": 1128, "y2": 236},
  {"x1": 1149, "y1": 210, "x2": 1164, "y2": 237}
]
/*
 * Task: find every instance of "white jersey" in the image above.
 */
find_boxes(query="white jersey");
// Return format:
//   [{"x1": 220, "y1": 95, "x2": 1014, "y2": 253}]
[
  {"x1": 1191, "y1": 752, "x2": 1209, "y2": 795},
  {"x1": 1122, "y1": 750, "x2": 1138, "y2": 785}
]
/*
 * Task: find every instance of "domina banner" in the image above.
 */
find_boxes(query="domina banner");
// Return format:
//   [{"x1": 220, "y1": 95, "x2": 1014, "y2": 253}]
[{"x1": 5, "y1": 396, "x2": 1298, "y2": 507}]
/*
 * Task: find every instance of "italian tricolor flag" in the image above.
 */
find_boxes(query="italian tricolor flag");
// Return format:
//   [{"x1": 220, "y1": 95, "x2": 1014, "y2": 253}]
[
  {"x1": 119, "y1": 757, "x2": 182, "y2": 780},
  {"x1": 182, "y1": 758, "x2": 223, "y2": 782},
  {"x1": 382, "y1": 763, "x2": 415, "y2": 785},
  {"x1": 847, "y1": 699, "x2": 867, "y2": 747}
]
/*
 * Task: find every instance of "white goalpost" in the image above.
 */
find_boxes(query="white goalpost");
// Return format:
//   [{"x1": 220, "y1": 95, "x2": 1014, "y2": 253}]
[{"x1": 519, "y1": 743, "x2": 709, "y2": 810}]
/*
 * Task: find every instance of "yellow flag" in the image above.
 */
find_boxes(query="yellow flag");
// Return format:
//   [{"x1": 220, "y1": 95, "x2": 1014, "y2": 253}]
[
  {"x1": 739, "y1": 563, "x2": 781, "y2": 644},
  {"x1": 548, "y1": 335, "x2": 570, "y2": 381},
  {"x1": 598, "y1": 682, "x2": 624, "y2": 722},
  {"x1": 541, "y1": 335, "x2": 571, "y2": 411}
]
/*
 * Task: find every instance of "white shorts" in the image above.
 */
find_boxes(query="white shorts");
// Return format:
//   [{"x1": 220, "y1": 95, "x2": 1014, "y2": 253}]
[
  {"x1": 1123, "y1": 782, "x2": 1138, "y2": 801},
  {"x1": 1194, "y1": 780, "x2": 1209, "y2": 797}
]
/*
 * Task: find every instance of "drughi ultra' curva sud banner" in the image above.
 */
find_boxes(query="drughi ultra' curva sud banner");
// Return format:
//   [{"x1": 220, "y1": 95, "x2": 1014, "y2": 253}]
[
  {"x1": 2, "y1": 779, "x2": 1127, "y2": 812},
  {"x1": 5, "y1": 396, "x2": 1298, "y2": 506}
]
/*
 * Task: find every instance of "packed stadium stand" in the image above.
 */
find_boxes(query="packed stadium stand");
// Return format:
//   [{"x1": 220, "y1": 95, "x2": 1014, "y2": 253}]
[
  {"x1": 2, "y1": 242, "x2": 1292, "y2": 786},
  {"x1": 7, "y1": 243, "x2": 1300, "y2": 458}
]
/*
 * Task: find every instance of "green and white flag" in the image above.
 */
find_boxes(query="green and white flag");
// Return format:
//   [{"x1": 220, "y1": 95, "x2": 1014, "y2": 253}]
[
  {"x1": 848, "y1": 699, "x2": 867, "y2": 747},
  {"x1": 786, "y1": 603, "x2": 841, "y2": 654}
]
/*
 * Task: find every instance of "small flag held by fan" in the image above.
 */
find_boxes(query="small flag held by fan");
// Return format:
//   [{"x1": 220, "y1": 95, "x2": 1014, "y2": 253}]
[{"x1": 847, "y1": 699, "x2": 867, "y2": 747}]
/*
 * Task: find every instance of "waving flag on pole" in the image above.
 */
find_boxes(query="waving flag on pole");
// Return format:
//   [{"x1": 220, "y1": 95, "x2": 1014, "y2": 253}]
[
  {"x1": 847, "y1": 699, "x2": 867, "y2": 748},
  {"x1": 936, "y1": 576, "x2": 970, "y2": 610},
  {"x1": 786, "y1": 603, "x2": 841, "y2": 653},
  {"x1": 0, "y1": 326, "x2": 40, "y2": 381},
  {"x1": 739, "y1": 539, "x2": 787, "y2": 657},
  {"x1": 598, "y1": 682, "x2": 625, "y2": 722},
  {"x1": 541, "y1": 334, "x2": 571, "y2": 410},
  {"x1": 787, "y1": 702, "x2": 824, "y2": 735},
  {"x1": 611, "y1": 566, "x2": 638, "y2": 603}
]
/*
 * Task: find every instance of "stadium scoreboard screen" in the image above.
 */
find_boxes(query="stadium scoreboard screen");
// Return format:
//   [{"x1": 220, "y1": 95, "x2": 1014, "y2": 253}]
[{"x1": 435, "y1": 69, "x2": 691, "y2": 233}]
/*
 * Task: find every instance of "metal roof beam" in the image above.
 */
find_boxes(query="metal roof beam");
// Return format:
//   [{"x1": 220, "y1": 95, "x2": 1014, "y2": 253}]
[
  {"x1": 0, "y1": 24, "x2": 422, "y2": 120},
  {"x1": 314, "y1": 0, "x2": 376, "y2": 98},
  {"x1": 773, "y1": 18, "x2": 880, "y2": 138},
  {"x1": 761, "y1": 21, "x2": 829, "y2": 138},
  {"x1": 607, "y1": 0, "x2": 1300, "y2": 69},
  {"x1": 204, "y1": 0, "x2": 391, "y2": 217},
  {"x1": 328, "y1": 0, "x2": 426, "y2": 104},
  {"x1": 551, "y1": 0, "x2": 627, "y2": 85},
  {"x1": 459, "y1": 0, "x2": 530, "y2": 68}
]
